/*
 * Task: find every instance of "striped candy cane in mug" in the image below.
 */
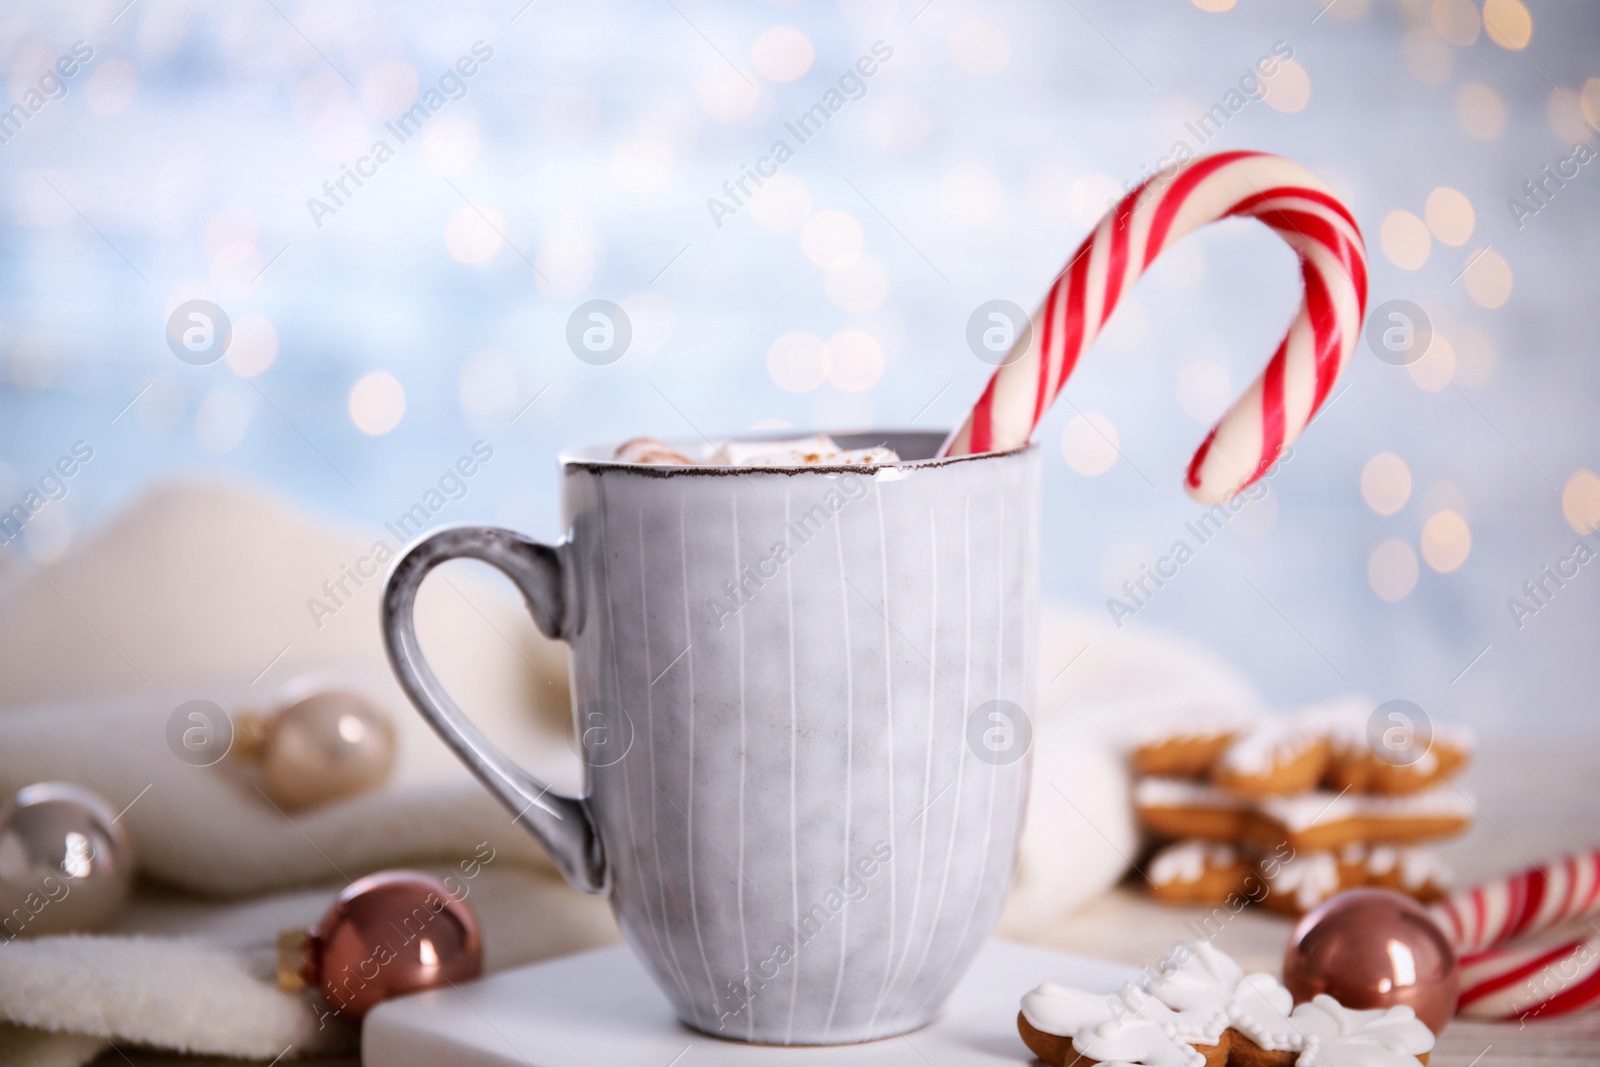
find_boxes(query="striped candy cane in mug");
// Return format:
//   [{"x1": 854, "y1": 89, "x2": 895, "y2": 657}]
[{"x1": 941, "y1": 150, "x2": 1368, "y2": 505}]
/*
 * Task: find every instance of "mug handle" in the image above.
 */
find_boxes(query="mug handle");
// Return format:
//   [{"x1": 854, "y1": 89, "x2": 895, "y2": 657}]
[{"x1": 381, "y1": 526, "x2": 606, "y2": 894}]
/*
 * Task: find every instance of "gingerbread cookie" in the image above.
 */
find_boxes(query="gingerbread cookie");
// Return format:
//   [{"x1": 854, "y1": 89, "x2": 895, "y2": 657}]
[
  {"x1": 1019, "y1": 982, "x2": 1229, "y2": 1066},
  {"x1": 1148, "y1": 841, "x2": 1252, "y2": 905},
  {"x1": 1207, "y1": 697, "x2": 1473, "y2": 799},
  {"x1": 1018, "y1": 942, "x2": 1434, "y2": 1067},
  {"x1": 1139, "y1": 781, "x2": 1472, "y2": 854},
  {"x1": 1323, "y1": 722, "x2": 1473, "y2": 797},
  {"x1": 1136, "y1": 732, "x2": 1244, "y2": 780},
  {"x1": 1211, "y1": 717, "x2": 1330, "y2": 798},
  {"x1": 1135, "y1": 779, "x2": 1253, "y2": 842},
  {"x1": 1243, "y1": 784, "x2": 1474, "y2": 853},
  {"x1": 1333, "y1": 842, "x2": 1371, "y2": 889},
  {"x1": 1132, "y1": 707, "x2": 1260, "y2": 779},
  {"x1": 1357, "y1": 844, "x2": 1450, "y2": 903},
  {"x1": 1248, "y1": 844, "x2": 1451, "y2": 916},
  {"x1": 1258, "y1": 851, "x2": 1345, "y2": 916}
]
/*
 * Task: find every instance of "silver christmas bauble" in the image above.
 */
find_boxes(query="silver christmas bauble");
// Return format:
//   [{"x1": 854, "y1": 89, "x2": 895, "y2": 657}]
[{"x1": 0, "y1": 782, "x2": 133, "y2": 937}]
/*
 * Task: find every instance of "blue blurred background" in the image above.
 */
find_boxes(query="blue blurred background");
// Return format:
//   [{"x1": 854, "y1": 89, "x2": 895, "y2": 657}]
[{"x1": 0, "y1": 0, "x2": 1596, "y2": 735}]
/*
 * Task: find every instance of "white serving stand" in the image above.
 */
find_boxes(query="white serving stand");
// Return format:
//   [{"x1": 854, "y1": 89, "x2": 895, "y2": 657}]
[{"x1": 364, "y1": 939, "x2": 1135, "y2": 1066}]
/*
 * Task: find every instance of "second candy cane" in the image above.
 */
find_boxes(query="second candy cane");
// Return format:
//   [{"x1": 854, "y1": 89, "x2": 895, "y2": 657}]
[{"x1": 1430, "y1": 848, "x2": 1600, "y2": 1020}]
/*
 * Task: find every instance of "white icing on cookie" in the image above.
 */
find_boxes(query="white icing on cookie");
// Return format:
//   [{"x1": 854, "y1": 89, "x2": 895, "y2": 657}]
[
  {"x1": 1150, "y1": 842, "x2": 1238, "y2": 886},
  {"x1": 1220, "y1": 695, "x2": 1473, "y2": 787},
  {"x1": 1405, "y1": 747, "x2": 1440, "y2": 775},
  {"x1": 1304, "y1": 694, "x2": 1376, "y2": 752},
  {"x1": 1022, "y1": 983, "x2": 1130, "y2": 1037},
  {"x1": 1321, "y1": 699, "x2": 1475, "y2": 763},
  {"x1": 1395, "y1": 847, "x2": 1449, "y2": 889},
  {"x1": 1036, "y1": 942, "x2": 1301, "y2": 1054},
  {"x1": 1433, "y1": 722, "x2": 1476, "y2": 754},
  {"x1": 1290, "y1": 994, "x2": 1435, "y2": 1065},
  {"x1": 1268, "y1": 852, "x2": 1343, "y2": 910},
  {"x1": 1217, "y1": 714, "x2": 1326, "y2": 775},
  {"x1": 1160, "y1": 943, "x2": 1241, "y2": 1008},
  {"x1": 1146, "y1": 943, "x2": 1299, "y2": 1051},
  {"x1": 1148, "y1": 942, "x2": 1244, "y2": 1044},
  {"x1": 1363, "y1": 845, "x2": 1450, "y2": 890},
  {"x1": 1135, "y1": 778, "x2": 1251, "y2": 809},
  {"x1": 1078, "y1": 1018, "x2": 1206, "y2": 1067},
  {"x1": 1228, "y1": 972, "x2": 1299, "y2": 1052},
  {"x1": 1020, "y1": 983, "x2": 1204, "y2": 1067},
  {"x1": 1364, "y1": 845, "x2": 1397, "y2": 875},
  {"x1": 1256, "y1": 783, "x2": 1475, "y2": 832},
  {"x1": 1323, "y1": 701, "x2": 1441, "y2": 775}
]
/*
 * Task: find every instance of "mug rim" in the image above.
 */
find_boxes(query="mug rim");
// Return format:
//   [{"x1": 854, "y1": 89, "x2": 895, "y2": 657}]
[{"x1": 560, "y1": 428, "x2": 1035, "y2": 478}]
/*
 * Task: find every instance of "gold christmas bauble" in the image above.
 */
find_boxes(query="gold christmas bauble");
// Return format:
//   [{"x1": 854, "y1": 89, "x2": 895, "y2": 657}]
[{"x1": 257, "y1": 692, "x2": 397, "y2": 810}]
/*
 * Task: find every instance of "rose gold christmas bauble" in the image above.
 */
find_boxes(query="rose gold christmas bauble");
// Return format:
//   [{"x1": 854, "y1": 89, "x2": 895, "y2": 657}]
[
  {"x1": 292, "y1": 870, "x2": 481, "y2": 1020},
  {"x1": 1283, "y1": 888, "x2": 1459, "y2": 1034},
  {"x1": 259, "y1": 691, "x2": 396, "y2": 810}
]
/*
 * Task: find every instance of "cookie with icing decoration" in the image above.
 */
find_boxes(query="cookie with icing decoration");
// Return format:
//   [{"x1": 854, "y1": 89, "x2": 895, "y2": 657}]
[
  {"x1": 1257, "y1": 845, "x2": 1451, "y2": 915},
  {"x1": 1352, "y1": 843, "x2": 1450, "y2": 904},
  {"x1": 1018, "y1": 942, "x2": 1303, "y2": 1067},
  {"x1": 1135, "y1": 779, "x2": 1254, "y2": 842},
  {"x1": 1207, "y1": 696, "x2": 1474, "y2": 800},
  {"x1": 1242, "y1": 784, "x2": 1475, "y2": 853},
  {"x1": 1211, "y1": 717, "x2": 1330, "y2": 798},
  {"x1": 1136, "y1": 731, "x2": 1245, "y2": 780},
  {"x1": 1148, "y1": 841, "x2": 1252, "y2": 905},
  {"x1": 1018, "y1": 982, "x2": 1229, "y2": 1067},
  {"x1": 1258, "y1": 851, "x2": 1346, "y2": 916},
  {"x1": 1323, "y1": 721, "x2": 1474, "y2": 797},
  {"x1": 1132, "y1": 706, "x2": 1260, "y2": 779}
]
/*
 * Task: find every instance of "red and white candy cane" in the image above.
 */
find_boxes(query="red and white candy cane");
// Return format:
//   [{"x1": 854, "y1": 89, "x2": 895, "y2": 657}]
[
  {"x1": 941, "y1": 150, "x2": 1368, "y2": 505},
  {"x1": 1429, "y1": 848, "x2": 1600, "y2": 1020}
]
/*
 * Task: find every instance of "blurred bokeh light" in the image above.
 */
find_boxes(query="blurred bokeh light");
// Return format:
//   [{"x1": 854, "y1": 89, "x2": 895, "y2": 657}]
[{"x1": 0, "y1": 0, "x2": 1596, "y2": 738}]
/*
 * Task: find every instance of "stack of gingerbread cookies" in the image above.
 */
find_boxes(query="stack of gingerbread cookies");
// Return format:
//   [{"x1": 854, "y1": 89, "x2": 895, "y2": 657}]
[{"x1": 1131, "y1": 697, "x2": 1475, "y2": 916}]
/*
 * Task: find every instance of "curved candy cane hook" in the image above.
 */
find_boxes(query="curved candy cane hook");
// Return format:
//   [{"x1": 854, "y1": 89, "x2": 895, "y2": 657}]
[{"x1": 942, "y1": 150, "x2": 1368, "y2": 506}]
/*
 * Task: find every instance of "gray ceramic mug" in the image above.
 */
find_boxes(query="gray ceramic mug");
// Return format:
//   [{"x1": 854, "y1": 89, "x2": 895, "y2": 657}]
[{"x1": 381, "y1": 431, "x2": 1040, "y2": 1045}]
